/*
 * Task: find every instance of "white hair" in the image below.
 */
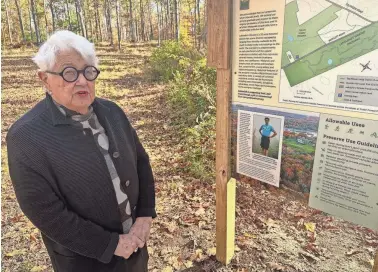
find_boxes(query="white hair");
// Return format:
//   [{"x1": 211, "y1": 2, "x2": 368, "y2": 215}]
[{"x1": 32, "y1": 30, "x2": 99, "y2": 71}]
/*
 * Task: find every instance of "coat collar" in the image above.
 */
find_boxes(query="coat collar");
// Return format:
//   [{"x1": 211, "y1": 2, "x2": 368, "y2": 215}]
[{"x1": 45, "y1": 93, "x2": 111, "y2": 126}]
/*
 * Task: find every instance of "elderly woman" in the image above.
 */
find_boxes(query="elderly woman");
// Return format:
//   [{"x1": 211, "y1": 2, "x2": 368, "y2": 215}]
[{"x1": 6, "y1": 30, "x2": 156, "y2": 272}]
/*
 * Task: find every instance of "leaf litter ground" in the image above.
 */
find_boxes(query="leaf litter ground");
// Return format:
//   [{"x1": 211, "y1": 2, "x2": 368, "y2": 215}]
[{"x1": 1, "y1": 44, "x2": 377, "y2": 272}]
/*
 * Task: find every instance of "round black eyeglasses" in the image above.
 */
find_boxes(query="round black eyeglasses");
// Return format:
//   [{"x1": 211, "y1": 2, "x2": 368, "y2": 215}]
[{"x1": 45, "y1": 66, "x2": 100, "y2": 82}]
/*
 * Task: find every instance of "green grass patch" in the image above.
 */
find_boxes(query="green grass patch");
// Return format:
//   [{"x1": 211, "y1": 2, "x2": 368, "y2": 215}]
[{"x1": 284, "y1": 138, "x2": 315, "y2": 154}]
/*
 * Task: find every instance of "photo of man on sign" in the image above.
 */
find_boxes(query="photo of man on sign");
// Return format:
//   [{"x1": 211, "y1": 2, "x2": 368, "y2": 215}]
[{"x1": 259, "y1": 117, "x2": 277, "y2": 156}]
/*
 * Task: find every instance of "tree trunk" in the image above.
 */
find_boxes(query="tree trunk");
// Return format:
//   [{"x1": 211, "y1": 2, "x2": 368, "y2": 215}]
[
  {"x1": 44, "y1": 0, "x2": 49, "y2": 37},
  {"x1": 160, "y1": 1, "x2": 164, "y2": 40},
  {"x1": 75, "y1": 1, "x2": 81, "y2": 34},
  {"x1": 139, "y1": 0, "x2": 145, "y2": 41},
  {"x1": 1, "y1": 25, "x2": 6, "y2": 47},
  {"x1": 165, "y1": 0, "x2": 173, "y2": 39},
  {"x1": 201, "y1": 0, "x2": 207, "y2": 45},
  {"x1": 88, "y1": 1, "x2": 93, "y2": 40},
  {"x1": 30, "y1": 0, "x2": 41, "y2": 43},
  {"x1": 157, "y1": 1, "x2": 161, "y2": 45},
  {"x1": 94, "y1": 6, "x2": 99, "y2": 41},
  {"x1": 93, "y1": 1, "x2": 99, "y2": 41},
  {"x1": 116, "y1": 0, "x2": 121, "y2": 49},
  {"x1": 128, "y1": 0, "x2": 136, "y2": 42},
  {"x1": 49, "y1": 0, "x2": 56, "y2": 32},
  {"x1": 65, "y1": 0, "x2": 72, "y2": 31},
  {"x1": 134, "y1": 19, "x2": 139, "y2": 41},
  {"x1": 174, "y1": 0, "x2": 178, "y2": 41},
  {"x1": 123, "y1": 0, "x2": 128, "y2": 40},
  {"x1": 35, "y1": 0, "x2": 42, "y2": 41},
  {"x1": 85, "y1": 0, "x2": 92, "y2": 39},
  {"x1": 105, "y1": 0, "x2": 113, "y2": 45},
  {"x1": 148, "y1": 2, "x2": 153, "y2": 40},
  {"x1": 82, "y1": 0, "x2": 88, "y2": 38},
  {"x1": 163, "y1": 0, "x2": 167, "y2": 40},
  {"x1": 171, "y1": 0, "x2": 175, "y2": 39},
  {"x1": 166, "y1": 0, "x2": 170, "y2": 39},
  {"x1": 98, "y1": 10, "x2": 103, "y2": 42},
  {"x1": 193, "y1": 0, "x2": 196, "y2": 47},
  {"x1": 28, "y1": 0, "x2": 34, "y2": 41},
  {"x1": 102, "y1": 8, "x2": 106, "y2": 38},
  {"x1": 15, "y1": 0, "x2": 26, "y2": 42},
  {"x1": 196, "y1": 0, "x2": 200, "y2": 49},
  {"x1": 4, "y1": 0, "x2": 14, "y2": 44},
  {"x1": 75, "y1": 0, "x2": 87, "y2": 38},
  {"x1": 95, "y1": 0, "x2": 102, "y2": 41},
  {"x1": 89, "y1": 16, "x2": 93, "y2": 40}
]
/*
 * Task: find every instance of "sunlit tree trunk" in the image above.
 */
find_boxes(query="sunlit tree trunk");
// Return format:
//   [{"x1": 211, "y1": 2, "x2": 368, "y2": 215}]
[
  {"x1": 4, "y1": 0, "x2": 14, "y2": 44},
  {"x1": 88, "y1": 0, "x2": 93, "y2": 40},
  {"x1": 30, "y1": 0, "x2": 41, "y2": 43},
  {"x1": 197, "y1": 0, "x2": 200, "y2": 49},
  {"x1": 28, "y1": 0, "x2": 34, "y2": 41},
  {"x1": 15, "y1": 0, "x2": 26, "y2": 42},
  {"x1": 148, "y1": 2, "x2": 153, "y2": 40},
  {"x1": 49, "y1": 0, "x2": 56, "y2": 32},
  {"x1": 135, "y1": 19, "x2": 139, "y2": 41},
  {"x1": 128, "y1": 0, "x2": 136, "y2": 42},
  {"x1": 75, "y1": 1, "x2": 81, "y2": 34},
  {"x1": 94, "y1": 5, "x2": 99, "y2": 41},
  {"x1": 44, "y1": 0, "x2": 49, "y2": 36},
  {"x1": 65, "y1": 0, "x2": 72, "y2": 31},
  {"x1": 140, "y1": 0, "x2": 145, "y2": 41},
  {"x1": 174, "y1": 0, "x2": 178, "y2": 41},
  {"x1": 95, "y1": 0, "x2": 102, "y2": 41},
  {"x1": 116, "y1": 0, "x2": 121, "y2": 49},
  {"x1": 75, "y1": 0, "x2": 86, "y2": 37},
  {"x1": 82, "y1": 0, "x2": 88, "y2": 38},
  {"x1": 202, "y1": 0, "x2": 207, "y2": 46},
  {"x1": 104, "y1": 0, "x2": 113, "y2": 44},
  {"x1": 156, "y1": 1, "x2": 161, "y2": 45}
]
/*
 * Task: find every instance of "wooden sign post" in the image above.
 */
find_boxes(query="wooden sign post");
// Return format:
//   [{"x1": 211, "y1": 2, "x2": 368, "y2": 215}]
[
  {"x1": 374, "y1": 252, "x2": 378, "y2": 272},
  {"x1": 207, "y1": 0, "x2": 235, "y2": 265}
]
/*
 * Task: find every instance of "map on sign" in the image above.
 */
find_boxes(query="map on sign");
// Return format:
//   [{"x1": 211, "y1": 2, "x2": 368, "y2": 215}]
[{"x1": 279, "y1": 0, "x2": 378, "y2": 113}]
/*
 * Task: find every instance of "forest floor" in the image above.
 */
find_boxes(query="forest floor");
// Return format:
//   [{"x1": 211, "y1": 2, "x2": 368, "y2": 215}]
[{"x1": 1, "y1": 43, "x2": 377, "y2": 272}]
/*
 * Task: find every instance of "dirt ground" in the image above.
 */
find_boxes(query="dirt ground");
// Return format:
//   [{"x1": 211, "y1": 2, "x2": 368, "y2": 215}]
[{"x1": 1, "y1": 44, "x2": 377, "y2": 272}]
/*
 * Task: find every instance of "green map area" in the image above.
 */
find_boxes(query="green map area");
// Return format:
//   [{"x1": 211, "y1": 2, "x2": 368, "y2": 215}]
[
  {"x1": 281, "y1": 1, "x2": 341, "y2": 68},
  {"x1": 284, "y1": 22, "x2": 378, "y2": 86},
  {"x1": 281, "y1": 1, "x2": 378, "y2": 87}
]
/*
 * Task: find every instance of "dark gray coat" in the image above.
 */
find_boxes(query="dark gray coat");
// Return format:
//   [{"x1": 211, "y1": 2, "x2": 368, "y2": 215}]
[{"x1": 6, "y1": 94, "x2": 156, "y2": 272}]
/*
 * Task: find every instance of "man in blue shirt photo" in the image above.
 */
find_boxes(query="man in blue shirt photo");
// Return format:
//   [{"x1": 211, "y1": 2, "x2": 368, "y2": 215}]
[{"x1": 259, "y1": 117, "x2": 277, "y2": 156}]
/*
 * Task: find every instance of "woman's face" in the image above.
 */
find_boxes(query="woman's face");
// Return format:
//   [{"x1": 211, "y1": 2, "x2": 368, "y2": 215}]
[{"x1": 39, "y1": 50, "x2": 96, "y2": 114}]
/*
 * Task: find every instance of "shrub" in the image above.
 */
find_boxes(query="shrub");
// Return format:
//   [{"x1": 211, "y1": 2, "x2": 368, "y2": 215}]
[
  {"x1": 150, "y1": 40, "x2": 202, "y2": 81},
  {"x1": 150, "y1": 41, "x2": 217, "y2": 181},
  {"x1": 168, "y1": 57, "x2": 216, "y2": 125},
  {"x1": 183, "y1": 113, "x2": 216, "y2": 180}
]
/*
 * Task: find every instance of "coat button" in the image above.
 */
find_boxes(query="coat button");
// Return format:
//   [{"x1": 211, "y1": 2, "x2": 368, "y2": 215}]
[
  {"x1": 133, "y1": 206, "x2": 137, "y2": 211},
  {"x1": 113, "y1": 151, "x2": 120, "y2": 158},
  {"x1": 126, "y1": 180, "x2": 130, "y2": 186}
]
